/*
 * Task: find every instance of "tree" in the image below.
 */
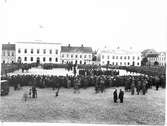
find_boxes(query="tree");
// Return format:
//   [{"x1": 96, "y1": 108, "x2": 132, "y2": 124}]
[
  {"x1": 154, "y1": 61, "x2": 159, "y2": 66},
  {"x1": 141, "y1": 57, "x2": 148, "y2": 66}
]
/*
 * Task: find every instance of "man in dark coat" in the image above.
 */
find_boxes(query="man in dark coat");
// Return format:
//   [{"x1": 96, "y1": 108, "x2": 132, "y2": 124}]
[
  {"x1": 119, "y1": 89, "x2": 124, "y2": 103},
  {"x1": 113, "y1": 89, "x2": 118, "y2": 103}
]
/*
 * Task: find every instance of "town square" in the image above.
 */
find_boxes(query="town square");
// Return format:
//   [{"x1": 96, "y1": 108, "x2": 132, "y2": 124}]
[{"x1": 1, "y1": 0, "x2": 167, "y2": 125}]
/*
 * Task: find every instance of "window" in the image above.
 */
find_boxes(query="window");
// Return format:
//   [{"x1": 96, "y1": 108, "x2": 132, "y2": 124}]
[
  {"x1": 43, "y1": 57, "x2": 45, "y2": 62},
  {"x1": 80, "y1": 60, "x2": 82, "y2": 64},
  {"x1": 112, "y1": 56, "x2": 115, "y2": 59},
  {"x1": 128, "y1": 56, "x2": 130, "y2": 59},
  {"x1": 120, "y1": 62, "x2": 122, "y2": 65},
  {"x1": 67, "y1": 54, "x2": 69, "y2": 58},
  {"x1": 89, "y1": 55, "x2": 91, "y2": 58},
  {"x1": 18, "y1": 49, "x2": 21, "y2": 53},
  {"x1": 49, "y1": 57, "x2": 52, "y2": 62},
  {"x1": 31, "y1": 57, "x2": 33, "y2": 61},
  {"x1": 107, "y1": 56, "x2": 109, "y2": 59},
  {"x1": 120, "y1": 56, "x2": 122, "y2": 59},
  {"x1": 84, "y1": 55, "x2": 87, "y2": 58},
  {"x1": 55, "y1": 50, "x2": 58, "y2": 54},
  {"x1": 62, "y1": 54, "x2": 64, "y2": 58},
  {"x1": 112, "y1": 62, "x2": 114, "y2": 65},
  {"x1": 55, "y1": 58, "x2": 58, "y2": 62},
  {"x1": 102, "y1": 55, "x2": 104, "y2": 59},
  {"x1": 128, "y1": 62, "x2": 130, "y2": 65},
  {"x1": 8, "y1": 51, "x2": 10, "y2": 56},
  {"x1": 24, "y1": 49, "x2": 27, "y2": 53},
  {"x1": 116, "y1": 62, "x2": 118, "y2": 65},
  {"x1": 3, "y1": 51, "x2": 5, "y2": 56},
  {"x1": 124, "y1": 62, "x2": 126, "y2": 66},
  {"x1": 31, "y1": 49, "x2": 33, "y2": 54},
  {"x1": 116, "y1": 56, "x2": 118, "y2": 59},
  {"x1": 24, "y1": 57, "x2": 27, "y2": 61},
  {"x1": 80, "y1": 55, "x2": 82, "y2": 58},
  {"x1": 43, "y1": 49, "x2": 46, "y2": 54},
  {"x1": 137, "y1": 62, "x2": 139, "y2": 66},
  {"x1": 50, "y1": 49, "x2": 52, "y2": 54},
  {"x1": 75, "y1": 55, "x2": 78, "y2": 58},
  {"x1": 12, "y1": 52, "x2": 14, "y2": 56},
  {"x1": 137, "y1": 56, "x2": 140, "y2": 60},
  {"x1": 71, "y1": 54, "x2": 73, "y2": 58},
  {"x1": 133, "y1": 56, "x2": 135, "y2": 60},
  {"x1": 37, "y1": 49, "x2": 40, "y2": 54}
]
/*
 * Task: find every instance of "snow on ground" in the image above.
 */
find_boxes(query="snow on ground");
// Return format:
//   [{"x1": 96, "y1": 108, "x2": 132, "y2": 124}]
[
  {"x1": 0, "y1": 86, "x2": 165, "y2": 125},
  {"x1": 7, "y1": 67, "x2": 75, "y2": 76},
  {"x1": 7, "y1": 67, "x2": 142, "y2": 76}
]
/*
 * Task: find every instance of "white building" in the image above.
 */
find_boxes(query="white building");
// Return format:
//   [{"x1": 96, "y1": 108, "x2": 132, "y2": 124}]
[
  {"x1": 147, "y1": 52, "x2": 166, "y2": 66},
  {"x1": 1, "y1": 43, "x2": 16, "y2": 63},
  {"x1": 61, "y1": 44, "x2": 93, "y2": 65},
  {"x1": 16, "y1": 42, "x2": 61, "y2": 64},
  {"x1": 100, "y1": 47, "x2": 141, "y2": 66}
]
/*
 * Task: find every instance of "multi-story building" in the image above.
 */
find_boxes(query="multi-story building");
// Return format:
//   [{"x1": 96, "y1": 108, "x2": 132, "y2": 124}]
[
  {"x1": 16, "y1": 42, "x2": 61, "y2": 64},
  {"x1": 1, "y1": 43, "x2": 16, "y2": 63},
  {"x1": 100, "y1": 47, "x2": 141, "y2": 66},
  {"x1": 147, "y1": 52, "x2": 166, "y2": 66},
  {"x1": 61, "y1": 44, "x2": 93, "y2": 65}
]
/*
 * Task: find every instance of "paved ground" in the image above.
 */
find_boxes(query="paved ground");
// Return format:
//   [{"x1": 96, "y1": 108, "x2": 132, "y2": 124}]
[{"x1": 0, "y1": 86, "x2": 165, "y2": 125}]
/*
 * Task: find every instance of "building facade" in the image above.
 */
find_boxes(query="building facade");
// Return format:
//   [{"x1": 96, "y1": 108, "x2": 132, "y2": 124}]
[
  {"x1": 147, "y1": 52, "x2": 166, "y2": 66},
  {"x1": 100, "y1": 47, "x2": 141, "y2": 66},
  {"x1": 16, "y1": 42, "x2": 61, "y2": 64},
  {"x1": 1, "y1": 43, "x2": 16, "y2": 63},
  {"x1": 61, "y1": 44, "x2": 93, "y2": 65}
]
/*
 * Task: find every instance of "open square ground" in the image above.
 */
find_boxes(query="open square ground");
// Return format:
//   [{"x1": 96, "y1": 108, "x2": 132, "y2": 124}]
[{"x1": 0, "y1": 86, "x2": 165, "y2": 125}]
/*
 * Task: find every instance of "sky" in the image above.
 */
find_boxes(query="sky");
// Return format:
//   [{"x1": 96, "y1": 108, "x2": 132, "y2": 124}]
[{"x1": 0, "y1": 0, "x2": 167, "y2": 51}]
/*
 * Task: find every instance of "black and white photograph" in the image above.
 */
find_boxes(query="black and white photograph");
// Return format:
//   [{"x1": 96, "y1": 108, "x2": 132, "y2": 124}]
[{"x1": 0, "y1": 0, "x2": 167, "y2": 125}]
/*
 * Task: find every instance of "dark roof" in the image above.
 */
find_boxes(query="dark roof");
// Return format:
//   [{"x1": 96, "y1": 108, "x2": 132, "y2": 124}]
[
  {"x1": 61, "y1": 46, "x2": 92, "y2": 53},
  {"x1": 2, "y1": 44, "x2": 15, "y2": 50},
  {"x1": 147, "y1": 53, "x2": 159, "y2": 57}
]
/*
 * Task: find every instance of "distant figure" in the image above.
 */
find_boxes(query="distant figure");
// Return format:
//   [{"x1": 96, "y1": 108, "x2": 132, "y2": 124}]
[
  {"x1": 32, "y1": 86, "x2": 37, "y2": 98},
  {"x1": 113, "y1": 89, "x2": 118, "y2": 103},
  {"x1": 119, "y1": 89, "x2": 124, "y2": 103},
  {"x1": 29, "y1": 88, "x2": 32, "y2": 98},
  {"x1": 23, "y1": 91, "x2": 28, "y2": 102}
]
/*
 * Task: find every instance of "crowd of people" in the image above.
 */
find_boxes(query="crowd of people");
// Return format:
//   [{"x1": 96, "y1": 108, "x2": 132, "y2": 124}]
[{"x1": 79, "y1": 69, "x2": 119, "y2": 76}]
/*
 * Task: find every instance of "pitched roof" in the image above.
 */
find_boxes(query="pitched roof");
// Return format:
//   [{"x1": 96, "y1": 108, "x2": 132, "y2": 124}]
[
  {"x1": 2, "y1": 44, "x2": 15, "y2": 50},
  {"x1": 61, "y1": 46, "x2": 92, "y2": 53}
]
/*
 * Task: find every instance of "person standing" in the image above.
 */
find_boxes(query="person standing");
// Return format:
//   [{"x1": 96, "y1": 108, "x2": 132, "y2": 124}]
[
  {"x1": 119, "y1": 89, "x2": 124, "y2": 103},
  {"x1": 113, "y1": 89, "x2": 118, "y2": 103},
  {"x1": 131, "y1": 78, "x2": 135, "y2": 95}
]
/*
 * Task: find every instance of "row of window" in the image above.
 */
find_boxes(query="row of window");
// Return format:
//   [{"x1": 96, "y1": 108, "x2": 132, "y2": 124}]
[
  {"x1": 18, "y1": 49, "x2": 59, "y2": 54},
  {"x1": 102, "y1": 55, "x2": 140, "y2": 60},
  {"x1": 150, "y1": 57, "x2": 166, "y2": 61},
  {"x1": 62, "y1": 54, "x2": 91, "y2": 59},
  {"x1": 3, "y1": 51, "x2": 15, "y2": 56},
  {"x1": 62, "y1": 60, "x2": 91, "y2": 64},
  {"x1": 18, "y1": 57, "x2": 58, "y2": 62},
  {"x1": 102, "y1": 61, "x2": 140, "y2": 66}
]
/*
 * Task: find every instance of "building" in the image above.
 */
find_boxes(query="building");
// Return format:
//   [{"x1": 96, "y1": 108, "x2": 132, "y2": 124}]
[
  {"x1": 1, "y1": 43, "x2": 16, "y2": 63},
  {"x1": 61, "y1": 44, "x2": 93, "y2": 65},
  {"x1": 147, "y1": 52, "x2": 166, "y2": 66},
  {"x1": 100, "y1": 47, "x2": 141, "y2": 66},
  {"x1": 16, "y1": 42, "x2": 61, "y2": 64}
]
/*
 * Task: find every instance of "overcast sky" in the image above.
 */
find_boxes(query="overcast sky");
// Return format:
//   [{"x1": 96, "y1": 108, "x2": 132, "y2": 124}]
[{"x1": 1, "y1": 0, "x2": 167, "y2": 51}]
